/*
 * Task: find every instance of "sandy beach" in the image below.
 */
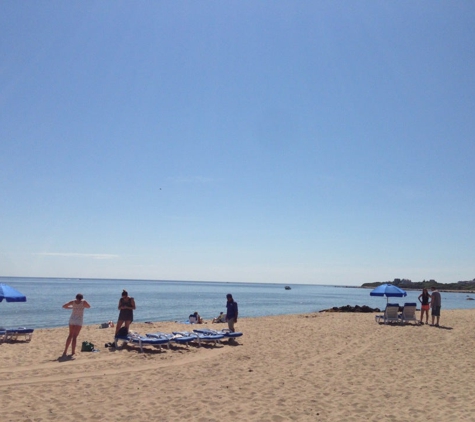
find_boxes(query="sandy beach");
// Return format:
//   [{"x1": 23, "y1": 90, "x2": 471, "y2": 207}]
[{"x1": 1, "y1": 309, "x2": 474, "y2": 421}]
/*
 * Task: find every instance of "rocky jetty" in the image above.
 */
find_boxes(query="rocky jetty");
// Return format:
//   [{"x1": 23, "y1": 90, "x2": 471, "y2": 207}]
[{"x1": 319, "y1": 305, "x2": 381, "y2": 313}]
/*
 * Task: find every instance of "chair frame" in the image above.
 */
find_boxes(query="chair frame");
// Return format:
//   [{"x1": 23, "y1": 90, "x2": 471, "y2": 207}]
[{"x1": 3, "y1": 328, "x2": 34, "y2": 342}]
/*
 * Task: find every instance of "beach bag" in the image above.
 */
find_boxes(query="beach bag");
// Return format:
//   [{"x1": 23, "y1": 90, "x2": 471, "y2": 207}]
[
  {"x1": 117, "y1": 327, "x2": 128, "y2": 337},
  {"x1": 81, "y1": 341, "x2": 94, "y2": 352}
]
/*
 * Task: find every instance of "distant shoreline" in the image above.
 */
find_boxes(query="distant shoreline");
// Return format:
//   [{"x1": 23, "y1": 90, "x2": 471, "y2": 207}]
[{"x1": 357, "y1": 286, "x2": 475, "y2": 294}]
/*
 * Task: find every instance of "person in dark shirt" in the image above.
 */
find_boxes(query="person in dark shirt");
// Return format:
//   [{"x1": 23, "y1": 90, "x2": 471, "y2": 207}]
[
  {"x1": 115, "y1": 290, "x2": 136, "y2": 337},
  {"x1": 226, "y1": 293, "x2": 238, "y2": 333},
  {"x1": 418, "y1": 288, "x2": 431, "y2": 325}
]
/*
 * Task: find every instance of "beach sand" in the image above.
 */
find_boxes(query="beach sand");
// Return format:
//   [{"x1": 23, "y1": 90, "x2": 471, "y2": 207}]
[{"x1": 1, "y1": 309, "x2": 474, "y2": 421}]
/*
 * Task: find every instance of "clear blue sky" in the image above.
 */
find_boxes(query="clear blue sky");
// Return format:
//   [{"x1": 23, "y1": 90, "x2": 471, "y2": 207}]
[{"x1": 1, "y1": 1, "x2": 474, "y2": 285}]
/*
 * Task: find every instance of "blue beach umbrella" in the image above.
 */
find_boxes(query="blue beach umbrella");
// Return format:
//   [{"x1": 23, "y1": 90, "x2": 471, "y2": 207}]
[
  {"x1": 370, "y1": 284, "x2": 407, "y2": 303},
  {"x1": 0, "y1": 283, "x2": 27, "y2": 302}
]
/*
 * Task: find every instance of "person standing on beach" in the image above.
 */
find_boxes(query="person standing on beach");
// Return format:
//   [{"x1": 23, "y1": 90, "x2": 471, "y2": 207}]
[
  {"x1": 430, "y1": 286, "x2": 441, "y2": 327},
  {"x1": 115, "y1": 290, "x2": 136, "y2": 336},
  {"x1": 418, "y1": 288, "x2": 431, "y2": 325},
  {"x1": 62, "y1": 293, "x2": 91, "y2": 356},
  {"x1": 226, "y1": 293, "x2": 238, "y2": 333}
]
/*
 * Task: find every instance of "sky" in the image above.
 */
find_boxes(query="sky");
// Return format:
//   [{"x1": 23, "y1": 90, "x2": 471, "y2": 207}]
[{"x1": 1, "y1": 1, "x2": 474, "y2": 285}]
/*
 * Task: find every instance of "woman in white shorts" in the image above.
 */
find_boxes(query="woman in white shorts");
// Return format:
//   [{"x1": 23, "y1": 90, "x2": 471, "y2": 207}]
[{"x1": 62, "y1": 293, "x2": 91, "y2": 356}]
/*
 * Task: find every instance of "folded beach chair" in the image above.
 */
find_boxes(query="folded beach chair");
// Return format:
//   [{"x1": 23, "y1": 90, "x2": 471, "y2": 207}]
[
  {"x1": 5, "y1": 327, "x2": 34, "y2": 342},
  {"x1": 173, "y1": 330, "x2": 224, "y2": 347},
  {"x1": 114, "y1": 333, "x2": 170, "y2": 352},
  {"x1": 399, "y1": 303, "x2": 418, "y2": 325},
  {"x1": 193, "y1": 328, "x2": 243, "y2": 339},
  {"x1": 0, "y1": 328, "x2": 6, "y2": 343},
  {"x1": 375, "y1": 303, "x2": 400, "y2": 324},
  {"x1": 146, "y1": 332, "x2": 195, "y2": 347}
]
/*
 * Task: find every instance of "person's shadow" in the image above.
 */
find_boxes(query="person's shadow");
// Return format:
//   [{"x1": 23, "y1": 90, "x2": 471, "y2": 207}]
[{"x1": 57, "y1": 354, "x2": 75, "y2": 362}]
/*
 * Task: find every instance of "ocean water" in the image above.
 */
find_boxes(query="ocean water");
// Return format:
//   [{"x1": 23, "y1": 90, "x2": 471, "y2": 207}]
[{"x1": 1, "y1": 277, "x2": 474, "y2": 329}]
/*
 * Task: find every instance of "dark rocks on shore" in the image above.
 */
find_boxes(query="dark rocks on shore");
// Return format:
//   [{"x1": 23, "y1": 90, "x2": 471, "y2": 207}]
[{"x1": 320, "y1": 305, "x2": 381, "y2": 313}]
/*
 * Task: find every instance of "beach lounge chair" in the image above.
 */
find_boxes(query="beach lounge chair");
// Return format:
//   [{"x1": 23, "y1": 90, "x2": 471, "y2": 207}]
[
  {"x1": 114, "y1": 333, "x2": 170, "y2": 352},
  {"x1": 375, "y1": 303, "x2": 400, "y2": 324},
  {"x1": 146, "y1": 332, "x2": 195, "y2": 347},
  {"x1": 4, "y1": 327, "x2": 34, "y2": 342},
  {"x1": 193, "y1": 328, "x2": 243, "y2": 339},
  {"x1": 173, "y1": 330, "x2": 224, "y2": 347},
  {"x1": 399, "y1": 303, "x2": 418, "y2": 325}
]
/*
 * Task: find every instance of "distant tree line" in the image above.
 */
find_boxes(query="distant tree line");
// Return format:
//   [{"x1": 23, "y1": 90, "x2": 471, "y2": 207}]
[{"x1": 361, "y1": 278, "x2": 475, "y2": 291}]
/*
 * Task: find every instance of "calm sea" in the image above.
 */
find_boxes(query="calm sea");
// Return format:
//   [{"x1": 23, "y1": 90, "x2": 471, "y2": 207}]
[{"x1": 1, "y1": 277, "x2": 474, "y2": 329}]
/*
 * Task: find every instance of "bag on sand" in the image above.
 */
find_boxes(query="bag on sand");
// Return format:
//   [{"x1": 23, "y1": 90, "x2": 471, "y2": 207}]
[
  {"x1": 117, "y1": 327, "x2": 129, "y2": 337},
  {"x1": 81, "y1": 341, "x2": 94, "y2": 352}
]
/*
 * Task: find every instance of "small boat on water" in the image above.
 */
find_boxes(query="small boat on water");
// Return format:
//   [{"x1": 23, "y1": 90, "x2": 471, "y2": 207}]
[{"x1": 284, "y1": 286, "x2": 291, "y2": 290}]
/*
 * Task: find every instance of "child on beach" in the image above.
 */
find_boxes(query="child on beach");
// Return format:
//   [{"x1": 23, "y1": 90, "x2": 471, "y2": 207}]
[{"x1": 62, "y1": 293, "x2": 91, "y2": 356}]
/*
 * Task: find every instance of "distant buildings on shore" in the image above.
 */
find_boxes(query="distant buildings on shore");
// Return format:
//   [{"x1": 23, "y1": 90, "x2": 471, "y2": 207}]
[{"x1": 361, "y1": 278, "x2": 475, "y2": 291}]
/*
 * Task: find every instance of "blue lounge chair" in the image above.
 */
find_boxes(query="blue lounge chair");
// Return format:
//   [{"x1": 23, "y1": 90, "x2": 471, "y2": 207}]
[
  {"x1": 4, "y1": 327, "x2": 34, "y2": 342},
  {"x1": 146, "y1": 332, "x2": 195, "y2": 347},
  {"x1": 193, "y1": 328, "x2": 243, "y2": 339},
  {"x1": 115, "y1": 333, "x2": 170, "y2": 352},
  {"x1": 173, "y1": 330, "x2": 224, "y2": 347}
]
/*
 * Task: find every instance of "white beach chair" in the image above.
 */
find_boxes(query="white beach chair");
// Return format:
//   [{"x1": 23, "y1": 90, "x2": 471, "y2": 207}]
[
  {"x1": 375, "y1": 303, "x2": 400, "y2": 324},
  {"x1": 398, "y1": 303, "x2": 418, "y2": 325}
]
